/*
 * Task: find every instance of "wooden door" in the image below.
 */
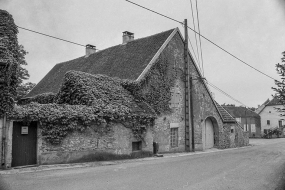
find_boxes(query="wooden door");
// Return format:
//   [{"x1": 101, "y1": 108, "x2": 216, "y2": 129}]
[
  {"x1": 12, "y1": 121, "x2": 37, "y2": 167},
  {"x1": 205, "y1": 119, "x2": 214, "y2": 149}
]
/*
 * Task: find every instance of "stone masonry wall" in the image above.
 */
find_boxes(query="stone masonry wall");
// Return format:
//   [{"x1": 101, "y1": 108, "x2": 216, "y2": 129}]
[
  {"x1": 38, "y1": 122, "x2": 153, "y2": 164},
  {"x1": 219, "y1": 123, "x2": 249, "y2": 149},
  {"x1": 147, "y1": 32, "x2": 225, "y2": 152}
]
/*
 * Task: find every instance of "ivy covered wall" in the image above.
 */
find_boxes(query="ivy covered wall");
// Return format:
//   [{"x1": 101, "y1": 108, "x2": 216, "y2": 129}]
[
  {"x1": 136, "y1": 33, "x2": 186, "y2": 152},
  {"x1": 136, "y1": 31, "x2": 247, "y2": 152}
]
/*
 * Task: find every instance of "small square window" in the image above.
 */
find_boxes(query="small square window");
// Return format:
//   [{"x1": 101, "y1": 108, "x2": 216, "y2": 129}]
[
  {"x1": 132, "y1": 141, "x2": 142, "y2": 151},
  {"x1": 170, "y1": 128, "x2": 178, "y2": 147},
  {"x1": 267, "y1": 120, "x2": 270, "y2": 125}
]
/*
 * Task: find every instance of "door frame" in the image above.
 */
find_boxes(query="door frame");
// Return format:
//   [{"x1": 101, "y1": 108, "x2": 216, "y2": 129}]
[
  {"x1": 204, "y1": 118, "x2": 214, "y2": 149},
  {"x1": 3, "y1": 120, "x2": 40, "y2": 168},
  {"x1": 202, "y1": 116, "x2": 219, "y2": 150}
]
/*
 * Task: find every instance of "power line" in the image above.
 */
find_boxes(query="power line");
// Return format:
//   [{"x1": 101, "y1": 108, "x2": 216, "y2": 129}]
[
  {"x1": 190, "y1": 73, "x2": 248, "y2": 107},
  {"x1": 195, "y1": 0, "x2": 204, "y2": 77},
  {"x1": 188, "y1": 38, "x2": 202, "y2": 72},
  {"x1": 189, "y1": 0, "x2": 201, "y2": 71},
  {"x1": 17, "y1": 26, "x2": 89, "y2": 48},
  {"x1": 206, "y1": 80, "x2": 247, "y2": 107},
  {"x1": 125, "y1": 0, "x2": 277, "y2": 81}
]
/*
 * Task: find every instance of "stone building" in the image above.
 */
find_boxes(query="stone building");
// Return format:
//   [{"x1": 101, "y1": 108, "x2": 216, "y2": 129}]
[
  {"x1": 1, "y1": 28, "x2": 249, "y2": 168},
  {"x1": 223, "y1": 105, "x2": 261, "y2": 138}
]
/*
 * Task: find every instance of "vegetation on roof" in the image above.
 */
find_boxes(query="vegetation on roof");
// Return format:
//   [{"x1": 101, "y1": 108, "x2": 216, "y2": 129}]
[
  {"x1": 19, "y1": 92, "x2": 56, "y2": 105},
  {"x1": 26, "y1": 29, "x2": 175, "y2": 98},
  {"x1": 123, "y1": 53, "x2": 183, "y2": 115},
  {"x1": 11, "y1": 71, "x2": 155, "y2": 144},
  {"x1": 10, "y1": 29, "x2": 179, "y2": 144}
]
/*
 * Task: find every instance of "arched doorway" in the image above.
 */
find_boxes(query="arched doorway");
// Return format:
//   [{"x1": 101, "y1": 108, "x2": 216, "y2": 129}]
[
  {"x1": 205, "y1": 118, "x2": 214, "y2": 149},
  {"x1": 204, "y1": 117, "x2": 218, "y2": 149}
]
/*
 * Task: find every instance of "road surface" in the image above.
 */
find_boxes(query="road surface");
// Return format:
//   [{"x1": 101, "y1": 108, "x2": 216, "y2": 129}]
[{"x1": 1, "y1": 138, "x2": 285, "y2": 190}]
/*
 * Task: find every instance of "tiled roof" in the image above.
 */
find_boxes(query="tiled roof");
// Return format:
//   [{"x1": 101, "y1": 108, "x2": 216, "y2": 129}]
[
  {"x1": 266, "y1": 97, "x2": 282, "y2": 106},
  {"x1": 222, "y1": 106, "x2": 260, "y2": 118},
  {"x1": 215, "y1": 102, "x2": 236, "y2": 123},
  {"x1": 26, "y1": 29, "x2": 175, "y2": 98}
]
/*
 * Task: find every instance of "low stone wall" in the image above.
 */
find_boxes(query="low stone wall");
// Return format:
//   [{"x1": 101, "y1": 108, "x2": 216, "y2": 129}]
[
  {"x1": 219, "y1": 123, "x2": 249, "y2": 149},
  {"x1": 38, "y1": 122, "x2": 153, "y2": 165}
]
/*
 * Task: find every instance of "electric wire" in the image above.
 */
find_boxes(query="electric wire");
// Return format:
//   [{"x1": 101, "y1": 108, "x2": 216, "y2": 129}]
[
  {"x1": 189, "y1": 0, "x2": 201, "y2": 70},
  {"x1": 125, "y1": 0, "x2": 277, "y2": 81},
  {"x1": 195, "y1": 0, "x2": 204, "y2": 76},
  {"x1": 17, "y1": 26, "x2": 99, "y2": 49},
  {"x1": 190, "y1": 74, "x2": 248, "y2": 107},
  {"x1": 206, "y1": 81, "x2": 247, "y2": 107},
  {"x1": 188, "y1": 38, "x2": 202, "y2": 72}
]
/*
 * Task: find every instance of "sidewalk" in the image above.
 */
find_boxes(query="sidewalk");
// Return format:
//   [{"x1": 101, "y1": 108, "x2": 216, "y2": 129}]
[{"x1": 0, "y1": 146, "x2": 252, "y2": 175}]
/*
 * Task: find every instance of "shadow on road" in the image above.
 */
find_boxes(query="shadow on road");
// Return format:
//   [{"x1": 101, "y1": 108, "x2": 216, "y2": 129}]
[
  {"x1": 0, "y1": 177, "x2": 10, "y2": 190},
  {"x1": 275, "y1": 162, "x2": 285, "y2": 190}
]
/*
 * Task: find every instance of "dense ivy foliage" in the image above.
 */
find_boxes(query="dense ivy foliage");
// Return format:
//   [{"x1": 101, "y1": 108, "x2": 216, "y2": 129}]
[
  {"x1": 10, "y1": 43, "x2": 178, "y2": 144},
  {"x1": 56, "y1": 71, "x2": 135, "y2": 107},
  {"x1": 10, "y1": 71, "x2": 155, "y2": 144},
  {"x1": 123, "y1": 54, "x2": 181, "y2": 115},
  {"x1": 19, "y1": 92, "x2": 56, "y2": 105},
  {"x1": 0, "y1": 10, "x2": 20, "y2": 116}
]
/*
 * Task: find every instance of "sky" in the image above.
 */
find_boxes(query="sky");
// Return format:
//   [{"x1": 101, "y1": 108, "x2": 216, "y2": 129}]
[{"x1": 1, "y1": 0, "x2": 285, "y2": 108}]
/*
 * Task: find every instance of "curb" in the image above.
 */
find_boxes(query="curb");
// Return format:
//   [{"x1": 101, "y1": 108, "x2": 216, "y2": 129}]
[{"x1": 0, "y1": 145, "x2": 253, "y2": 175}]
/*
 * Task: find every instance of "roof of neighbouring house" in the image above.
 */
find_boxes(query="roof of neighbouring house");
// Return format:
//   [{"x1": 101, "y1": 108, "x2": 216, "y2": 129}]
[
  {"x1": 26, "y1": 28, "x2": 175, "y2": 98},
  {"x1": 266, "y1": 97, "x2": 282, "y2": 106},
  {"x1": 222, "y1": 106, "x2": 260, "y2": 118},
  {"x1": 215, "y1": 102, "x2": 236, "y2": 123},
  {"x1": 256, "y1": 97, "x2": 282, "y2": 114}
]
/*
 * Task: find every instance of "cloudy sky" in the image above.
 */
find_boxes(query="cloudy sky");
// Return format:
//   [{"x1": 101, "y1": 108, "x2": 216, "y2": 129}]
[{"x1": 1, "y1": 0, "x2": 285, "y2": 107}]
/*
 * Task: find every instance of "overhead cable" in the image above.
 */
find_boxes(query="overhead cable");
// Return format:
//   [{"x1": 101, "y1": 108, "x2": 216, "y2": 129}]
[
  {"x1": 206, "y1": 80, "x2": 247, "y2": 107},
  {"x1": 189, "y1": 0, "x2": 201, "y2": 70},
  {"x1": 188, "y1": 38, "x2": 202, "y2": 71},
  {"x1": 17, "y1": 26, "x2": 90, "y2": 48},
  {"x1": 195, "y1": 0, "x2": 204, "y2": 76},
  {"x1": 125, "y1": 0, "x2": 277, "y2": 81}
]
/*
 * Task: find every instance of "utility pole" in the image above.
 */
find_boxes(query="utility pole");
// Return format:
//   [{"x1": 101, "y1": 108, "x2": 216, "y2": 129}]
[
  {"x1": 184, "y1": 19, "x2": 190, "y2": 152},
  {"x1": 245, "y1": 109, "x2": 247, "y2": 132},
  {"x1": 184, "y1": 19, "x2": 195, "y2": 152},
  {"x1": 190, "y1": 76, "x2": 195, "y2": 152}
]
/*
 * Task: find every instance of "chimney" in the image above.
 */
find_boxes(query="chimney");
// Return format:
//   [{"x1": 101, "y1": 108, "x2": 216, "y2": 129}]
[
  {"x1": 122, "y1": 31, "x2": 134, "y2": 44},
  {"x1": 85, "y1": 44, "x2": 96, "y2": 57}
]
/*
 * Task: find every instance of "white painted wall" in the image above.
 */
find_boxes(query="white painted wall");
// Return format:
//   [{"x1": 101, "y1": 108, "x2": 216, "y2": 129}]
[{"x1": 259, "y1": 105, "x2": 284, "y2": 135}]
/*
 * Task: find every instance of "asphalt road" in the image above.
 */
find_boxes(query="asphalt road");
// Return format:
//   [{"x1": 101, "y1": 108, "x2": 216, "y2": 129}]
[{"x1": 1, "y1": 138, "x2": 285, "y2": 190}]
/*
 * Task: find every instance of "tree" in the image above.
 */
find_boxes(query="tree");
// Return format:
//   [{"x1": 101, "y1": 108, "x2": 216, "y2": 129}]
[
  {"x1": 16, "y1": 82, "x2": 36, "y2": 101},
  {"x1": 16, "y1": 45, "x2": 36, "y2": 101},
  {"x1": 272, "y1": 51, "x2": 285, "y2": 116}
]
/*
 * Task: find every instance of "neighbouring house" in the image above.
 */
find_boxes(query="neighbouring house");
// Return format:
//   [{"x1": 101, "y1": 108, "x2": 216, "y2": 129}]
[
  {"x1": 256, "y1": 98, "x2": 285, "y2": 136},
  {"x1": 1, "y1": 28, "x2": 249, "y2": 168},
  {"x1": 222, "y1": 105, "x2": 261, "y2": 138}
]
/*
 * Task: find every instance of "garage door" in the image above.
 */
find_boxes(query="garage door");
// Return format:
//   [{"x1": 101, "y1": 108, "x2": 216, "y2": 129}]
[{"x1": 205, "y1": 118, "x2": 214, "y2": 149}]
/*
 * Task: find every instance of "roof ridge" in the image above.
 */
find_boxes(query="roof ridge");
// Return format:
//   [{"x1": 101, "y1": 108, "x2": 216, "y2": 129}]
[{"x1": 55, "y1": 28, "x2": 176, "y2": 67}]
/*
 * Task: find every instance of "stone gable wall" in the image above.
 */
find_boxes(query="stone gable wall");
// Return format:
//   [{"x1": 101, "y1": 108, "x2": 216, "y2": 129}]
[{"x1": 144, "y1": 32, "x2": 248, "y2": 152}]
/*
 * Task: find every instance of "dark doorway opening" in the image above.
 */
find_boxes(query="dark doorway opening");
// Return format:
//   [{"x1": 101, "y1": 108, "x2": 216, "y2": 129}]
[{"x1": 12, "y1": 121, "x2": 37, "y2": 167}]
